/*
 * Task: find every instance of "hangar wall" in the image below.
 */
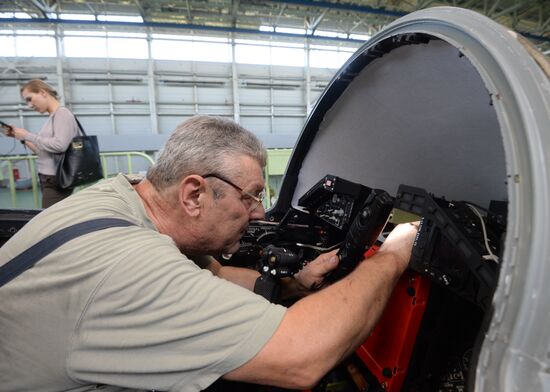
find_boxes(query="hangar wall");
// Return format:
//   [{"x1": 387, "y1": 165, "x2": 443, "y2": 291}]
[
  {"x1": 0, "y1": 53, "x2": 340, "y2": 152},
  {"x1": 0, "y1": 27, "x2": 359, "y2": 208}
]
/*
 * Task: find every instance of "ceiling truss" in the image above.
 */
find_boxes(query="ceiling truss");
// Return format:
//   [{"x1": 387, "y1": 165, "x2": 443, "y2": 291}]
[{"x1": 1, "y1": 0, "x2": 548, "y2": 52}]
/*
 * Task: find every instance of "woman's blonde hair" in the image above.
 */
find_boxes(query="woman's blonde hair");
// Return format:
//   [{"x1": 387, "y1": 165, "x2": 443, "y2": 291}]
[{"x1": 20, "y1": 79, "x2": 59, "y2": 100}]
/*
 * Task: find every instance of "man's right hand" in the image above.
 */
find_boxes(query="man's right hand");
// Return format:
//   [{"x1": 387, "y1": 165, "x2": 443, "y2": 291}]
[
  {"x1": 225, "y1": 222, "x2": 418, "y2": 389},
  {"x1": 376, "y1": 222, "x2": 419, "y2": 273}
]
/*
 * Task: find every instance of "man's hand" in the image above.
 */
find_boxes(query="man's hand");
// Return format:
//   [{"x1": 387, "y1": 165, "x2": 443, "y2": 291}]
[
  {"x1": 376, "y1": 222, "x2": 419, "y2": 274},
  {"x1": 225, "y1": 222, "x2": 419, "y2": 389},
  {"x1": 281, "y1": 250, "x2": 339, "y2": 298}
]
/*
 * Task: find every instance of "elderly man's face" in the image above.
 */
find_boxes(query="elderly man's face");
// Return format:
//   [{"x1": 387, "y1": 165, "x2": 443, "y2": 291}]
[{"x1": 201, "y1": 155, "x2": 265, "y2": 255}]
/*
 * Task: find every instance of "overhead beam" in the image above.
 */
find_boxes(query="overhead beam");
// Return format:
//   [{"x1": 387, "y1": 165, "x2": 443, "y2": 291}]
[
  {"x1": 417, "y1": 0, "x2": 438, "y2": 9},
  {"x1": 133, "y1": 0, "x2": 146, "y2": 20},
  {"x1": 274, "y1": 3, "x2": 287, "y2": 27},
  {"x1": 0, "y1": 16, "x2": 365, "y2": 43},
  {"x1": 231, "y1": 0, "x2": 239, "y2": 27},
  {"x1": 488, "y1": 0, "x2": 502, "y2": 17},
  {"x1": 492, "y1": 2, "x2": 525, "y2": 19},
  {"x1": 2, "y1": 15, "x2": 549, "y2": 44},
  {"x1": 266, "y1": 0, "x2": 406, "y2": 18},
  {"x1": 539, "y1": 16, "x2": 550, "y2": 33},
  {"x1": 29, "y1": 0, "x2": 55, "y2": 18},
  {"x1": 307, "y1": 9, "x2": 327, "y2": 32}
]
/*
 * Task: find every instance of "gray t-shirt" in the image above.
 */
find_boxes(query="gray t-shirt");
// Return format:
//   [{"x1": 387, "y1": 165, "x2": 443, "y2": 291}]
[
  {"x1": 0, "y1": 174, "x2": 286, "y2": 391},
  {"x1": 24, "y1": 106, "x2": 79, "y2": 175}
]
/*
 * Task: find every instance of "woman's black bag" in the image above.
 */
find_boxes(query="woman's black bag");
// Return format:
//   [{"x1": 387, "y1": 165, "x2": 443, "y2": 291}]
[{"x1": 56, "y1": 116, "x2": 103, "y2": 189}]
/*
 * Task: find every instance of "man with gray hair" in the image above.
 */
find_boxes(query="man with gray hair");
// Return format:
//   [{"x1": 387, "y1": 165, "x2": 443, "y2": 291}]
[{"x1": 0, "y1": 115, "x2": 417, "y2": 391}]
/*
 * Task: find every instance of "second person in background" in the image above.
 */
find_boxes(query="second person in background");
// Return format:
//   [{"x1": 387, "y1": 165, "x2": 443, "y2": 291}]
[{"x1": 5, "y1": 79, "x2": 79, "y2": 208}]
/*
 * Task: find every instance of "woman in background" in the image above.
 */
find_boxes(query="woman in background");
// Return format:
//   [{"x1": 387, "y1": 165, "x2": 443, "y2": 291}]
[{"x1": 6, "y1": 79, "x2": 79, "y2": 208}]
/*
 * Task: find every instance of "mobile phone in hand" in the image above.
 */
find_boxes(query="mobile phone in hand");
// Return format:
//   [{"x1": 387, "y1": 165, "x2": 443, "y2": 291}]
[{"x1": 0, "y1": 120, "x2": 14, "y2": 135}]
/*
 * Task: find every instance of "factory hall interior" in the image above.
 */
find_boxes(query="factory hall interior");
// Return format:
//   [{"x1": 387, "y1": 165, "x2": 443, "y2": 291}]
[{"x1": 0, "y1": 1, "x2": 549, "y2": 391}]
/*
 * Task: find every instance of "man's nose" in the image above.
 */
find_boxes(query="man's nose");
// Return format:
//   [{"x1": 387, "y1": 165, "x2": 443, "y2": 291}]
[{"x1": 249, "y1": 203, "x2": 266, "y2": 220}]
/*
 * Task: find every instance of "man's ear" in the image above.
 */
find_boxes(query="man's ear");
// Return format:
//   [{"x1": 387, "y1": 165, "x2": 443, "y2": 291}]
[{"x1": 179, "y1": 175, "x2": 206, "y2": 217}]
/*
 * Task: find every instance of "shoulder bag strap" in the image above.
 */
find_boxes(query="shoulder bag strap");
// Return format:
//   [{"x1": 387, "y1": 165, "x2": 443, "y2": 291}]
[
  {"x1": 73, "y1": 115, "x2": 86, "y2": 137},
  {"x1": 0, "y1": 218, "x2": 135, "y2": 287},
  {"x1": 52, "y1": 110, "x2": 86, "y2": 137}
]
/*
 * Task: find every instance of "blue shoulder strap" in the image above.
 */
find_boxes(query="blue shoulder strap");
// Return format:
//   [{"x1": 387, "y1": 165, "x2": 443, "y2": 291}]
[{"x1": 0, "y1": 218, "x2": 134, "y2": 287}]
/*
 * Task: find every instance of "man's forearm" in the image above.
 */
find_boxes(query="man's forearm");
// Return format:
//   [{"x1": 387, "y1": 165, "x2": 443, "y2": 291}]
[
  {"x1": 216, "y1": 266, "x2": 312, "y2": 297},
  {"x1": 225, "y1": 223, "x2": 417, "y2": 389},
  {"x1": 210, "y1": 254, "x2": 330, "y2": 298},
  {"x1": 216, "y1": 265, "x2": 259, "y2": 291},
  {"x1": 226, "y1": 249, "x2": 404, "y2": 388}
]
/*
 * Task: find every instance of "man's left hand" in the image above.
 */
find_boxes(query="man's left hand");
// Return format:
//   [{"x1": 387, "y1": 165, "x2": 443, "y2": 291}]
[{"x1": 291, "y1": 250, "x2": 339, "y2": 294}]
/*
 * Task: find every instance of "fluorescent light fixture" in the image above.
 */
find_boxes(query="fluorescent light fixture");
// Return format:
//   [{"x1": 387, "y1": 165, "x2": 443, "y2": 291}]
[
  {"x1": 152, "y1": 33, "x2": 183, "y2": 40},
  {"x1": 15, "y1": 30, "x2": 55, "y2": 35},
  {"x1": 107, "y1": 32, "x2": 147, "y2": 38},
  {"x1": 235, "y1": 38, "x2": 270, "y2": 46},
  {"x1": 192, "y1": 35, "x2": 229, "y2": 43},
  {"x1": 259, "y1": 25, "x2": 275, "y2": 32},
  {"x1": 64, "y1": 31, "x2": 106, "y2": 37},
  {"x1": 14, "y1": 12, "x2": 32, "y2": 19},
  {"x1": 275, "y1": 27, "x2": 306, "y2": 35},
  {"x1": 97, "y1": 15, "x2": 143, "y2": 23},
  {"x1": 0, "y1": 12, "x2": 34, "y2": 20},
  {"x1": 349, "y1": 33, "x2": 371, "y2": 41},
  {"x1": 314, "y1": 30, "x2": 338, "y2": 38},
  {"x1": 59, "y1": 13, "x2": 96, "y2": 21}
]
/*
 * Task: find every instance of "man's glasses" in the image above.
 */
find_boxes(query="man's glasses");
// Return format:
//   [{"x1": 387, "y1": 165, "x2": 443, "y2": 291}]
[{"x1": 203, "y1": 173, "x2": 265, "y2": 212}]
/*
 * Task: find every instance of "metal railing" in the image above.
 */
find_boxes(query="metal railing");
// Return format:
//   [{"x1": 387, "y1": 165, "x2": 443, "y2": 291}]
[
  {"x1": 0, "y1": 152, "x2": 155, "y2": 209},
  {"x1": 0, "y1": 150, "x2": 291, "y2": 210}
]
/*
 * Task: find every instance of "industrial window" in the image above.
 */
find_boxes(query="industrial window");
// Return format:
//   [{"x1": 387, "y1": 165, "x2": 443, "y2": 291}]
[
  {"x1": 271, "y1": 46, "x2": 305, "y2": 66},
  {"x1": 1, "y1": 27, "x2": 358, "y2": 65},
  {"x1": 0, "y1": 35, "x2": 15, "y2": 56},
  {"x1": 64, "y1": 36, "x2": 108, "y2": 57},
  {"x1": 107, "y1": 37, "x2": 148, "y2": 59},
  {"x1": 15, "y1": 35, "x2": 56, "y2": 57},
  {"x1": 151, "y1": 39, "x2": 231, "y2": 62},
  {"x1": 310, "y1": 46, "x2": 355, "y2": 69},
  {"x1": 235, "y1": 43, "x2": 271, "y2": 65},
  {"x1": 0, "y1": 30, "x2": 56, "y2": 57},
  {"x1": 235, "y1": 40, "x2": 305, "y2": 67},
  {"x1": 64, "y1": 33, "x2": 148, "y2": 59}
]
